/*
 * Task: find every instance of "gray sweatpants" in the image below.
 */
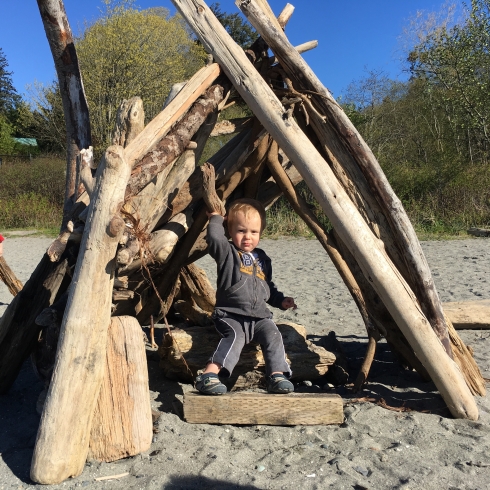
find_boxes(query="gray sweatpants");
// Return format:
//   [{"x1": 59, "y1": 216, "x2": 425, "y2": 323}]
[{"x1": 209, "y1": 309, "x2": 291, "y2": 378}]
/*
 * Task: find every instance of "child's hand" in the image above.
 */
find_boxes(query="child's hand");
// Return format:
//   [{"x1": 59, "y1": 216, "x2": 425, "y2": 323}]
[
  {"x1": 206, "y1": 210, "x2": 221, "y2": 218},
  {"x1": 282, "y1": 297, "x2": 297, "y2": 310}
]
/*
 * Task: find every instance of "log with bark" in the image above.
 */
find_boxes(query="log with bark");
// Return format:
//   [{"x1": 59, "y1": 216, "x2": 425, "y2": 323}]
[{"x1": 158, "y1": 321, "x2": 336, "y2": 389}]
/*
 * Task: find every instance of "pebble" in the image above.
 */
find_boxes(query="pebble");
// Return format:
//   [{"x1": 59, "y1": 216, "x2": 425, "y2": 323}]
[
  {"x1": 256, "y1": 465, "x2": 266, "y2": 472},
  {"x1": 302, "y1": 380, "x2": 313, "y2": 387},
  {"x1": 354, "y1": 466, "x2": 370, "y2": 477},
  {"x1": 320, "y1": 444, "x2": 329, "y2": 449}
]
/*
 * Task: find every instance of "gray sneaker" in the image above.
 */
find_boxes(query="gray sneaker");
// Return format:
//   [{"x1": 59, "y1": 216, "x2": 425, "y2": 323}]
[
  {"x1": 196, "y1": 373, "x2": 227, "y2": 395},
  {"x1": 267, "y1": 374, "x2": 294, "y2": 394}
]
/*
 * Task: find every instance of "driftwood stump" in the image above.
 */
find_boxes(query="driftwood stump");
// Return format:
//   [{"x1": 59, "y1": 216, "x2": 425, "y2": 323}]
[{"x1": 158, "y1": 321, "x2": 336, "y2": 389}]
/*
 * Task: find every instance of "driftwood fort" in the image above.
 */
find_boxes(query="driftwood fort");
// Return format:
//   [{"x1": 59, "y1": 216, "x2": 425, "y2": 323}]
[{"x1": 0, "y1": 0, "x2": 486, "y2": 485}]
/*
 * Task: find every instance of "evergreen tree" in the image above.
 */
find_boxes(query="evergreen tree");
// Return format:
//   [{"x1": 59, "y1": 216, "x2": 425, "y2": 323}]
[{"x1": 0, "y1": 48, "x2": 20, "y2": 117}]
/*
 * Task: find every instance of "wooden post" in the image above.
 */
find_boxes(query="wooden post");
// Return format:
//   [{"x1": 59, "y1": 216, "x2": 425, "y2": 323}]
[
  {"x1": 31, "y1": 146, "x2": 131, "y2": 484},
  {"x1": 171, "y1": 0, "x2": 478, "y2": 420},
  {"x1": 88, "y1": 316, "x2": 152, "y2": 463}
]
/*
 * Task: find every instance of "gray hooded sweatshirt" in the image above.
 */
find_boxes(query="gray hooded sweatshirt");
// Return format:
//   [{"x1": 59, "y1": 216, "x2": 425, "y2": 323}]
[{"x1": 206, "y1": 215, "x2": 286, "y2": 318}]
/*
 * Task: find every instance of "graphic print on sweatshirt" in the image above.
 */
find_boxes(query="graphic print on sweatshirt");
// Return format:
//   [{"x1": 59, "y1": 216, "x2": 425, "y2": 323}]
[{"x1": 237, "y1": 251, "x2": 266, "y2": 281}]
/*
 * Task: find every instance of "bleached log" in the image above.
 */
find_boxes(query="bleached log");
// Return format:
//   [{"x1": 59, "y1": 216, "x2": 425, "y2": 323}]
[
  {"x1": 179, "y1": 263, "x2": 216, "y2": 313},
  {"x1": 269, "y1": 40, "x2": 318, "y2": 64},
  {"x1": 173, "y1": 0, "x2": 478, "y2": 419},
  {"x1": 277, "y1": 3, "x2": 294, "y2": 27},
  {"x1": 124, "y1": 148, "x2": 197, "y2": 235},
  {"x1": 159, "y1": 321, "x2": 336, "y2": 388},
  {"x1": 124, "y1": 63, "x2": 220, "y2": 168},
  {"x1": 241, "y1": 1, "x2": 456, "y2": 359},
  {"x1": 444, "y1": 300, "x2": 490, "y2": 329},
  {"x1": 113, "y1": 290, "x2": 135, "y2": 302},
  {"x1": 112, "y1": 97, "x2": 145, "y2": 148},
  {"x1": 31, "y1": 145, "x2": 132, "y2": 484},
  {"x1": 88, "y1": 316, "x2": 152, "y2": 462}
]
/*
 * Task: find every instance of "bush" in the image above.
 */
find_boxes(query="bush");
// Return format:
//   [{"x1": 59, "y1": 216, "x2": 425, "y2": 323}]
[{"x1": 0, "y1": 156, "x2": 64, "y2": 230}]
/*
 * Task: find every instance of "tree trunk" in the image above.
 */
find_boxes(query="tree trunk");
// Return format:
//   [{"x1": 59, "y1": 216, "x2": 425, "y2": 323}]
[
  {"x1": 31, "y1": 146, "x2": 132, "y2": 485},
  {"x1": 172, "y1": 0, "x2": 478, "y2": 420}
]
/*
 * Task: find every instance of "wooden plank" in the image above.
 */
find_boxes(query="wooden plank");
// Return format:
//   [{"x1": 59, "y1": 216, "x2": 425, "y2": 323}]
[
  {"x1": 444, "y1": 300, "x2": 490, "y2": 330},
  {"x1": 184, "y1": 392, "x2": 344, "y2": 425}
]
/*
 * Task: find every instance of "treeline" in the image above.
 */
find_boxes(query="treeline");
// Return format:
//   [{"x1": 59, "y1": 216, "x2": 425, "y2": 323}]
[
  {"x1": 1, "y1": 0, "x2": 489, "y2": 235},
  {"x1": 343, "y1": 0, "x2": 490, "y2": 233}
]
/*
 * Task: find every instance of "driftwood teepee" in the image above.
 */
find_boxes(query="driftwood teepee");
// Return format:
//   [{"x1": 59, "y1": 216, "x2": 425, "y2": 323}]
[{"x1": 0, "y1": 0, "x2": 486, "y2": 484}]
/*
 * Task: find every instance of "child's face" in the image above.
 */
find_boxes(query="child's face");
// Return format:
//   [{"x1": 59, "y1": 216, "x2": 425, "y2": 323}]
[{"x1": 229, "y1": 210, "x2": 262, "y2": 253}]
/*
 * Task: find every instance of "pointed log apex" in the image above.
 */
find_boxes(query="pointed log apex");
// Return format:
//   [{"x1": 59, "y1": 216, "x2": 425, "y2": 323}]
[{"x1": 107, "y1": 216, "x2": 125, "y2": 238}]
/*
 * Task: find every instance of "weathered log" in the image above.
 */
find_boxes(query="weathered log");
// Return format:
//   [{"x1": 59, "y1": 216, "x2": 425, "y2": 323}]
[
  {"x1": 114, "y1": 276, "x2": 128, "y2": 289},
  {"x1": 467, "y1": 227, "x2": 490, "y2": 237},
  {"x1": 0, "y1": 256, "x2": 23, "y2": 296},
  {"x1": 113, "y1": 290, "x2": 135, "y2": 302},
  {"x1": 179, "y1": 263, "x2": 216, "y2": 313},
  {"x1": 112, "y1": 97, "x2": 145, "y2": 148},
  {"x1": 242, "y1": 1, "x2": 457, "y2": 360},
  {"x1": 31, "y1": 146, "x2": 132, "y2": 485},
  {"x1": 36, "y1": 0, "x2": 91, "y2": 225},
  {"x1": 184, "y1": 392, "x2": 343, "y2": 426},
  {"x1": 173, "y1": 0, "x2": 478, "y2": 419},
  {"x1": 173, "y1": 300, "x2": 213, "y2": 327},
  {"x1": 158, "y1": 322, "x2": 336, "y2": 389},
  {"x1": 200, "y1": 162, "x2": 226, "y2": 215},
  {"x1": 124, "y1": 63, "x2": 220, "y2": 169},
  {"x1": 444, "y1": 300, "x2": 490, "y2": 329},
  {"x1": 125, "y1": 83, "x2": 225, "y2": 198},
  {"x1": 0, "y1": 256, "x2": 69, "y2": 394},
  {"x1": 88, "y1": 316, "x2": 152, "y2": 463}
]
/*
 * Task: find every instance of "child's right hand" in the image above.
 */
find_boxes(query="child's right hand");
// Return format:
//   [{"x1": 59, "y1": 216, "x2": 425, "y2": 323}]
[{"x1": 206, "y1": 210, "x2": 221, "y2": 218}]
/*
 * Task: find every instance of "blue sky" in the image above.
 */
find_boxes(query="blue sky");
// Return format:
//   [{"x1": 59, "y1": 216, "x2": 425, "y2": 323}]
[{"x1": 1, "y1": 0, "x2": 459, "y2": 102}]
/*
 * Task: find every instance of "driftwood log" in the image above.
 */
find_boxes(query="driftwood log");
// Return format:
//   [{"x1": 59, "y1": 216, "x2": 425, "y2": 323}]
[
  {"x1": 0, "y1": 256, "x2": 23, "y2": 296},
  {"x1": 444, "y1": 300, "x2": 490, "y2": 330},
  {"x1": 31, "y1": 146, "x2": 131, "y2": 485},
  {"x1": 158, "y1": 321, "x2": 336, "y2": 389}
]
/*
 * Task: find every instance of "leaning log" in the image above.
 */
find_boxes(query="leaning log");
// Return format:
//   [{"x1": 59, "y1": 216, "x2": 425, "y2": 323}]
[
  {"x1": 240, "y1": 0, "x2": 455, "y2": 358},
  {"x1": 31, "y1": 146, "x2": 131, "y2": 485},
  {"x1": 37, "y1": 0, "x2": 91, "y2": 223},
  {"x1": 172, "y1": 0, "x2": 478, "y2": 420},
  {"x1": 0, "y1": 256, "x2": 23, "y2": 296}
]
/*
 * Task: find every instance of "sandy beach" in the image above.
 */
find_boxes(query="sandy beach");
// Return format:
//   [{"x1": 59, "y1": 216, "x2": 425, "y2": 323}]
[{"x1": 0, "y1": 234, "x2": 489, "y2": 489}]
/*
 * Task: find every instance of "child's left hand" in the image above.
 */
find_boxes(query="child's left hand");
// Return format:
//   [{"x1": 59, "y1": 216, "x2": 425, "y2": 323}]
[{"x1": 282, "y1": 297, "x2": 297, "y2": 310}]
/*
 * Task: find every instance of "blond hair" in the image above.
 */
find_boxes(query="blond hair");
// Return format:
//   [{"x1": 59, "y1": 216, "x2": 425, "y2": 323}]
[{"x1": 227, "y1": 198, "x2": 266, "y2": 233}]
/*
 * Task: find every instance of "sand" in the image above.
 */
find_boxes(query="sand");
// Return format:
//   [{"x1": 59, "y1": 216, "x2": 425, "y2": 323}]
[{"x1": 0, "y1": 234, "x2": 489, "y2": 489}]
